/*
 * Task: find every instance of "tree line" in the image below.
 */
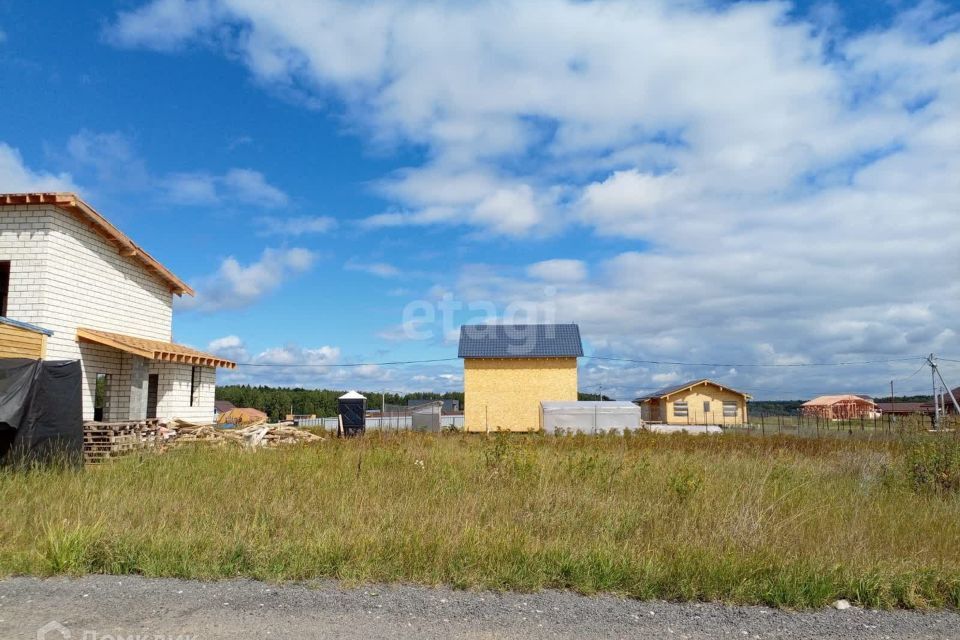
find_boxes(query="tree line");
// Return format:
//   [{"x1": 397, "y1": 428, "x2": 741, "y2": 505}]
[{"x1": 215, "y1": 385, "x2": 465, "y2": 422}]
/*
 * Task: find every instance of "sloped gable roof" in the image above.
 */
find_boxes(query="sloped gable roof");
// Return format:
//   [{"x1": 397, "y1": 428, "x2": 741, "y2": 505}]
[
  {"x1": 0, "y1": 192, "x2": 193, "y2": 295},
  {"x1": 802, "y1": 394, "x2": 875, "y2": 407},
  {"x1": 634, "y1": 379, "x2": 750, "y2": 402},
  {"x1": 458, "y1": 324, "x2": 583, "y2": 358}
]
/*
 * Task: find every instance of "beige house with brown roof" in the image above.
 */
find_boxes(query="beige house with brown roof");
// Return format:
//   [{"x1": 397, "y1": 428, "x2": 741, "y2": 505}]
[
  {"x1": 634, "y1": 379, "x2": 750, "y2": 425},
  {"x1": 0, "y1": 192, "x2": 234, "y2": 423}
]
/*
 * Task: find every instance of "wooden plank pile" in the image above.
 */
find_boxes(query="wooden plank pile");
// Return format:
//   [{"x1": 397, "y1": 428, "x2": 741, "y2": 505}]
[
  {"x1": 82, "y1": 419, "x2": 322, "y2": 464},
  {"x1": 83, "y1": 420, "x2": 161, "y2": 464},
  {"x1": 169, "y1": 420, "x2": 323, "y2": 448}
]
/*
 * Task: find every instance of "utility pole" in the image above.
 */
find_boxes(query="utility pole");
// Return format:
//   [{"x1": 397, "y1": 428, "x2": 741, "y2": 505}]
[
  {"x1": 927, "y1": 353, "x2": 960, "y2": 422},
  {"x1": 890, "y1": 380, "x2": 896, "y2": 424},
  {"x1": 932, "y1": 354, "x2": 940, "y2": 430}
]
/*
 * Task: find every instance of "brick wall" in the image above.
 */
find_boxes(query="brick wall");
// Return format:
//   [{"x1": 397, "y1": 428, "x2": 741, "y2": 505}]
[
  {"x1": 0, "y1": 204, "x2": 218, "y2": 423},
  {"x1": 151, "y1": 361, "x2": 217, "y2": 424}
]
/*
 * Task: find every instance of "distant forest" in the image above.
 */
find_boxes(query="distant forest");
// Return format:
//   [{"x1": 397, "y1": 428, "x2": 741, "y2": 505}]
[
  {"x1": 216, "y1": 386, "x2": 614, "y2": 421},
  {"x1": 216, "y1": 385, "x2": 933, "y2": 422}
]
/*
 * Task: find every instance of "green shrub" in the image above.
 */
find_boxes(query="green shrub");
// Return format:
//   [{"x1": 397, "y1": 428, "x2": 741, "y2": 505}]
[{"x1": 905, "y1": 437, "x2": 960, "y2": 494}]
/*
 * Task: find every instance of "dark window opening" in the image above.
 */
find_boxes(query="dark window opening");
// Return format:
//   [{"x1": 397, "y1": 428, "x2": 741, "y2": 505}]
[
  {"x1": 190, "y1": 366, "x2": 201, "y2": 407},
  {"x1": 94, "y1": 373, "x2": 111, "y2": 422},
  {"x1": 703, "y1": 401, "x2": 711, "y2": 413},
  {"x1": 0, "y1": 261, "x2": 10, "y2": 317},
  {"x1": 146, "y1": 374, "x2": 159, "y2": 419}
]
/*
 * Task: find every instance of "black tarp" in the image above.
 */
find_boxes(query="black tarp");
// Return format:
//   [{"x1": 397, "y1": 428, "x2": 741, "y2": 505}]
[{"x1": 0, "y1": 358, "x2": 83, "y2": 466}]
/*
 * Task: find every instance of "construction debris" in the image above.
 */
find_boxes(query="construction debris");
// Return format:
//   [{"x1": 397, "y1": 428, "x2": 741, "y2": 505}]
[
  {"x1": 169, "y1": 420, "x2": 323, "y2": 448},
  {"x1": 83, "y1": 418, "x2": 322, "y2": 464}
]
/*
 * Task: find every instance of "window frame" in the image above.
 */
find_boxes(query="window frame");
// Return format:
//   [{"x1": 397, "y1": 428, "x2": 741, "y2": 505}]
[
  {"x1": 722, "y1": 400, "x2": 738, "y2": 417},
  {"x1": 672, "y1": 400, "x2": 689, "y2": 417},
  {"x1": 190, "y1": 366, "x2": 201, "y2": 407},
  {"x1": 0, "y1": 260, "x2": 10, "y2": 317}
]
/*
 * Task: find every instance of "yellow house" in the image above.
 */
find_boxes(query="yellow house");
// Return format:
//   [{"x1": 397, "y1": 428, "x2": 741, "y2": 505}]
[
  {"x1": 0, "y1": 317, "x2": 50, "y2": 359},
  {"x1": 460, "y1": 324, "x2": 582, "y2": 432},
  {"x1": 634, "y1": 379, "x2": 750, "y2": 426}
]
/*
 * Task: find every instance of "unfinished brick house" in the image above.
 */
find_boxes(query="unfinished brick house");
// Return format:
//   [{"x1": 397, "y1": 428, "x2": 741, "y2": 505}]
[{"x1": 0, "y1": 193, "x2": 234, "y2": 423}]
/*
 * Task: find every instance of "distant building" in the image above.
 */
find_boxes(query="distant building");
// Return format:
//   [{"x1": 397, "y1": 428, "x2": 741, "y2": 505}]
[
  {"x1": 634, "y1": 379, "x2": 750, "y2": 425},
  {"x1": 874, "y1": 401, "x2": 932, "y2": 416},
  {"x1": 408, "y1": 398, "x2": 460, "y2": 414},
  {"x1": 214, "y1": 400, "x2": 236, "y2": 416},
  {"x1": 801, "y1": 395, "x2": 876, "y2": 420},
  {"x1": 459, "y1": 324, "x2": 582, "y2": 432}
]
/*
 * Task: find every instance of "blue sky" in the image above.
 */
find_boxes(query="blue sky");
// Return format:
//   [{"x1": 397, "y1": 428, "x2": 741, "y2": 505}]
[{"x1": 1, "y1": 0, "x2": 958, "y2": 399}]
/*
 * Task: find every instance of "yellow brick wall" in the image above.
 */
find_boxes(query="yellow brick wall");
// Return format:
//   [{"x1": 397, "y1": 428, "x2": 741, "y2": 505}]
[
  {"x1": 661, "y1": 384, "x2": 748, "y2": 425},
  {"x1": 464, "y1": 357, "x2": 578, "y2": 432},
  {"x1": 0, "y1": 323, "x2": 46, "y2": 359}
]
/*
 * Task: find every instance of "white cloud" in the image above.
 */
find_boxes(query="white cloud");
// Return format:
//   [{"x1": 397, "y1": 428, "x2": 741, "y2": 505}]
[
  {"x1": 527, "y1": 259, "x2": 587, "y2": 283},
  {"x1": 164, "y1": 172, "x2": 220, "y2": 204},
  {"x1": 107, "y1": 1, "x2": 960, "y2": 397},
  {"x1": 222, "y1": 168, "x2": 289, "y2": 207},
  {"x1": 64, "y1": 130, "x2": 150, "y2": 189},
  {"x1": 345, "y1": 258, "x2": 401, "y2": 278},
  {"x1": 210, "y1": 335, "x2": 461, "y2": 391},
  {"x1": 106, "y1": 0, "x2": 223, "y2": 51},
  {"x1": 54, "y1": 129, "x2": 289, "y2": 207},
  {"x1": 0, "y1": 142, "x2": 77, "y2": 192},
  {"x1": 206, "y1": 334, "x2": 248, "y2": 363},
  {"x1": 207, "y1": 334, "x2": 243, "y2": 351},
  {"x1": 179, "y1": 247, "x2": 316, "y2": 312},
  {"x1": 255, "y1": 215, "x2": 336, "y2": 236},
  {"x1": 163, "y1": 168, "x2": 288, "y2": 207}
]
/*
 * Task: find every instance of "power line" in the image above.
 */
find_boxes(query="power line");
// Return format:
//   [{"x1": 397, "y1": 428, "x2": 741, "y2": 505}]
[
  {"x1": 585, "y1": 355, "x2": 925, "y2": 368},
  {"x1": 894, "y1": 360, "x2": 929, "y2": 383},
  {"x1": 234, "y1": 357, "x2": 459, "y2": 368},
  {"x1": 233, "y1": 353, "x2": 929, "y2": 369}
]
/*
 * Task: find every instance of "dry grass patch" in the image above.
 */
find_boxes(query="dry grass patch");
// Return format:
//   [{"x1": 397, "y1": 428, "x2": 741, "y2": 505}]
[{"x1": 1, "y1": 431, "x2": 958, "y2": 609}]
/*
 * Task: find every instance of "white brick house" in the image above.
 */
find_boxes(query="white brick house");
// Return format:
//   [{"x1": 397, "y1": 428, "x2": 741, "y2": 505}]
[{"x1": 0, "y1": 193, "x2": 234, "y2": 423}]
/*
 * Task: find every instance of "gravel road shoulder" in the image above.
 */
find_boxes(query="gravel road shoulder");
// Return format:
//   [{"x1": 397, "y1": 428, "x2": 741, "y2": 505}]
[{"x1": 2, "y1": 575, "x2": 958, "y2": 639}]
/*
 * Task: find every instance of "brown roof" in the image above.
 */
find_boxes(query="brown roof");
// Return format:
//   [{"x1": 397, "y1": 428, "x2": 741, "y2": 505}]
[
  {"x1": 77, "y1": 327, "x2": 235, "y2": 368},
  {"x1": 0, "y1": 192, "x2": 193, "y2": 295},
  {"x1": 875, "y1": 402, "x2": 932, "y2": 414},
  {"x1": 802, "y1": 394, "x2": 876, "y2": 407},
  {"x1": 634, "y1": 378, "x2": 751, "y2": 402}
]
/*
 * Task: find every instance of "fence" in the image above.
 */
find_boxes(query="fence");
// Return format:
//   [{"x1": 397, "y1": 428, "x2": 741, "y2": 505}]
[
  {"x1": 728, "y1": 412, "x2": 959, "y2": 440},
  {"x1": 295, "y1": 415, "x2": 465, "y2": 431}
]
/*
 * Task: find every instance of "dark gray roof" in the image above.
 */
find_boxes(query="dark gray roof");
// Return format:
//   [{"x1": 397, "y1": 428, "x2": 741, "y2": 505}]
[
  {"x1": 458, "y1": 324, "x2": 583, "y2": 358},
  {"x1": 0, "y1": 316, "x2": 53, "y2": 336},
  {"x1": 634, "y1": 379, "x2": 749, "y2": 402}
]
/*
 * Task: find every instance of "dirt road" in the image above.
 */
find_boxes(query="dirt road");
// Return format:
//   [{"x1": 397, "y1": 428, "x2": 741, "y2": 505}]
[{"x1": 2, "y1": 575, "x2": 958, "y2": 639}]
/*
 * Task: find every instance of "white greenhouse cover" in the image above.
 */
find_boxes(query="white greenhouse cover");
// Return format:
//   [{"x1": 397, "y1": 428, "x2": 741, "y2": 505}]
[{"x1": 540, "y1": 401, "x2": 642, "y2": 433}]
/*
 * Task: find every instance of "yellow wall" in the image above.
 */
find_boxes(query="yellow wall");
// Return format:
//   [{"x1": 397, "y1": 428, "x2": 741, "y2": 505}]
[
  {"x1": 651, "y1": 383, "x2": 748, "y2": 425},
  {"x1": 464, "y1": 357, "x2": 578, "y2": 432},
  {"x1": 0, "y1": 323, "x2": 46, "y2": 359}
]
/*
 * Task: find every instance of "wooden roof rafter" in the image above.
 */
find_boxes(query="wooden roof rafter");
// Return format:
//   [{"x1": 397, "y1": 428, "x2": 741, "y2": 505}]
[
  {"x1": 76, "y1": 327, "x2": 236, "y2": 369},
  {"x1": 0, "y1": 192, "x2": 194, "y2": 296}
]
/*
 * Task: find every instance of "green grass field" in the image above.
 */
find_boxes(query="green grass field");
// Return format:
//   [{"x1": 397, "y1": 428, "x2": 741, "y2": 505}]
[{"x1": 1, "y1": 431, "x2": 959, "y2": 609}]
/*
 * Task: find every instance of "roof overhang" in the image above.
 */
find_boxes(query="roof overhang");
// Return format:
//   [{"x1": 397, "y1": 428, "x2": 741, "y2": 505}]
[
  {"x1": 0, "y1": 193, "x2": 194, "y2": 296},
  {"x1": 636, "y1": 379, "x2": 751, "y2": 402},
  {"x1": 77, "y1": 328, "x2": 235, "y2": 368}
]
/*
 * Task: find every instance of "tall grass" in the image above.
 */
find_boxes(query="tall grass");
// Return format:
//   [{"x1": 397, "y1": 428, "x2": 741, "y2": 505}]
[{"x1": 1, "y1": 431, "x2": 958, "y2": 609}]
